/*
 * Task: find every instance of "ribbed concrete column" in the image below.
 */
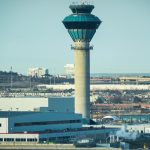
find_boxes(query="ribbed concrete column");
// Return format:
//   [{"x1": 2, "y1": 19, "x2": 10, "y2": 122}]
[{"x1": 74, "y1": 41, "x2": 90, "y2": 120}]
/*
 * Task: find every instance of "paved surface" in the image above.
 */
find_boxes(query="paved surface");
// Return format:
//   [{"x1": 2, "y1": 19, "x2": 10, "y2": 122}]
[{"x1": 0, "y1": 144, "x2": 121, "y2": 150}]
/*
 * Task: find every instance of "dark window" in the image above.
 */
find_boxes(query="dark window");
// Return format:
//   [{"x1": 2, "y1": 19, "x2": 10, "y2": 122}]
[
  {"x1": 27, "y1": 138, "x2": 35, "y2": 142},
  {"x1": 0, "y1": 123, "x2": 1, "y2": 127},
  {"x1": 16, "y1": 138, "x2": 21, "y2": 142},
  {"x1": 0, "y1": 138, "x2": 3, "y2": 141},
  {"x1": 14, "y1": 119, "x2": 81, "y2": 127},
  {"x1": 21, "y1": 138, "x2": 26, "y2": 142},
  {"x1": 4, "y1": 138, "x2": 14, "y2": 142},
  {"x1": 11, "y1": 138, "x2": 14, "y2": 141}
]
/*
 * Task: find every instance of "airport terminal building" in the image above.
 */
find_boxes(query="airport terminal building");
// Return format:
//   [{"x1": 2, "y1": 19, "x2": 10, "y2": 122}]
[{"x1": 0, "y1": 97, "x2": 118, "y2": 143}]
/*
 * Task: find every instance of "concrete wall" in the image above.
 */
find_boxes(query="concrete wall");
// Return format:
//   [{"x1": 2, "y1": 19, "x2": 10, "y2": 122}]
[{"x1": 74, "y1": 41, "x2": 90, "y2": 120}]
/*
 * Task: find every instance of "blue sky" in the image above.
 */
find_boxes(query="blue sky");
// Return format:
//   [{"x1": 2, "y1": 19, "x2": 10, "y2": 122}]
[{"x1": 0, "y1": 0, "x2": 150, "y2": 75}]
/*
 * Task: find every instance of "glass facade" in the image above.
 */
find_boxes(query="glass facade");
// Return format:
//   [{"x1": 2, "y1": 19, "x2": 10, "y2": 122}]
[
  {"x1": 68, "y1": 29, "x2": 96, "y2": 42},
  {"x1": 63, "y1": 6, "x2": 101, "y2": 42}
]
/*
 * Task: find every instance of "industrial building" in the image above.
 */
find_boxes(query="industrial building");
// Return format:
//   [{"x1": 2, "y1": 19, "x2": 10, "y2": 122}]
[
  {"x1": 28, "y1": 67, "x2": 47, "y2": 78},
  {"x1": 0, "y1": 97, "x2": 118, "y2": 143}
]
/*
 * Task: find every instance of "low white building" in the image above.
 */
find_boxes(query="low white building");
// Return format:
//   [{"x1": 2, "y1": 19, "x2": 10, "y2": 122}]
[
  {"x1": 28, "y1": 68, "x2": 46, "y2": 78},
  {"x1": 64, "y1": 64, "x2": 74, "y2": 78},
  {"x1": 0, "y1": 133, "x2": 39, "y2": 143}
]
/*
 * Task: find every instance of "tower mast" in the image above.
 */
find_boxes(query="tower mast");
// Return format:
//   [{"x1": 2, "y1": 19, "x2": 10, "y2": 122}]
[
  {"x1": 63, "y1": 3, "x2": 101, "y2": 122},
  {"x1": 10, "y1": 66, "x2": 13, "y2": 88}
]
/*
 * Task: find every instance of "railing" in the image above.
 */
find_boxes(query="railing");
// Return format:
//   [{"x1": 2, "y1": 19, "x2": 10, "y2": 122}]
[{"x1": 71, "y1": 45, "x2": 93, "y2": 50}]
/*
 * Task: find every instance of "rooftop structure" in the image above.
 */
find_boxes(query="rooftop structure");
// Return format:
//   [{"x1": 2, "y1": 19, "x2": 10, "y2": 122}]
[
  {"x1": 63, "y1": 3, "x2": 101, "y2": 122},
  {"x1": 28, "y1": 68, "x2": 46, "y2": 78}
]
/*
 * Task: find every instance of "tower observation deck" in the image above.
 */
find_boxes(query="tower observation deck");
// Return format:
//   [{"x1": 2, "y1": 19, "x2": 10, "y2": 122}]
[{"x1": 63, "y1": 3, "x2": 101, "y2": 122}]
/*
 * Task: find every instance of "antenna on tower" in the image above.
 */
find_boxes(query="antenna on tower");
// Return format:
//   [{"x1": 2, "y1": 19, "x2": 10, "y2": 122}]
[
  {"x1": 80, "y1": 0, "x2": 93, "y2": 5},
  {"x1": 10, "y1": 66, "x2": 13, "y2": 88},
  {"x1": 81, "y1": 0, "x2": 87, "y2": 5},
  {"x1": 81, "y1": 0, "x2": 85, "y2": 4}
]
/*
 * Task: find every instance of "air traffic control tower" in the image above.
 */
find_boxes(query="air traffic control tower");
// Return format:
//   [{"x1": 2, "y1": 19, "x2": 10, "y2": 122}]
[{"x1": 63, "y1": 2, "x2": 101, "y2": 122}]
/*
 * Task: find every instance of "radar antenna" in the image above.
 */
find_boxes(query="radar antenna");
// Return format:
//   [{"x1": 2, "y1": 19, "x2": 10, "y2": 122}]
[
  {"x1": 81, "y1": 0, "x2": 93, "y2": 5},
  {"x1": 81, "y1": 0, "x2": 87, "y2": 4}
]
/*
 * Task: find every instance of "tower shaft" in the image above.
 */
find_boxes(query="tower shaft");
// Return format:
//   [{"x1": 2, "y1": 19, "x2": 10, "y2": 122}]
[{"x1": 74, "y1": 41, "x2": 90, "y2": 119}]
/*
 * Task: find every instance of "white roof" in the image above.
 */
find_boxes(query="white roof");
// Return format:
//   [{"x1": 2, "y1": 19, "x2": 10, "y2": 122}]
[
  {"x1": 102, "y1": 116, "x2": 120, "y2": 120},
  {"x1": 37, "y1": 84, "x2": 150, "y2": 91}
]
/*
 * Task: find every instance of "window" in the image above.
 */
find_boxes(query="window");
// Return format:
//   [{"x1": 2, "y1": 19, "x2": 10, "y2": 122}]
[
  {"x1": 14, "y1": 119, "x2": 81, "y2": 127},
  {"x1": 0, "y1": 123, "x2": 1, "y2": 127},
  {"x1": 21, "y1": 138, "x2": 26, "y2": 142},
  {"x1": 4, "y1": 138, "x2": 14, "y2": 142},
  {"x1": 27, "y1": 138, "x2": 35, "y2": 142},
  {"x1": 0, "y1": 138, "x2": 3, "y2": 141},
  {"x1": 16, "y1": 138, "x2": 21, "y2": 142},
  {"x1": 10, "y1": 138, "x2": 14, "y2": 142}
]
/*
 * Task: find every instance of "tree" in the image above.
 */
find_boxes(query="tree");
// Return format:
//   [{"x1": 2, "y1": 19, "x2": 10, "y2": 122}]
[{"x1": 96, "y1": 97, "x2": 104, "y2": 104}]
